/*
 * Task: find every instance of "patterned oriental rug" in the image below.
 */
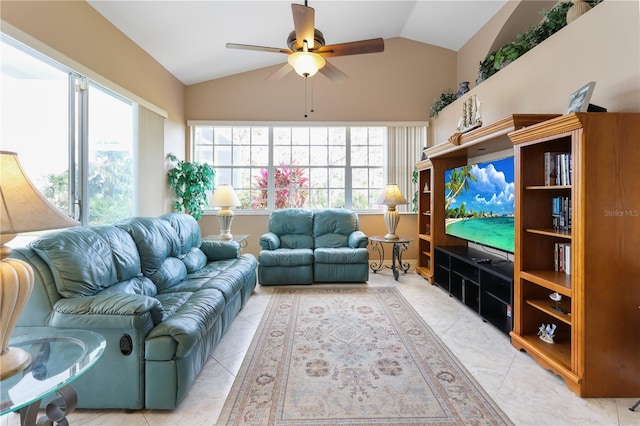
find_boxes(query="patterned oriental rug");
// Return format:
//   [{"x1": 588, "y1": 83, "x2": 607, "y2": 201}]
[{"x1": 217, "y1": 287, "x2": 513, "y2": 425}]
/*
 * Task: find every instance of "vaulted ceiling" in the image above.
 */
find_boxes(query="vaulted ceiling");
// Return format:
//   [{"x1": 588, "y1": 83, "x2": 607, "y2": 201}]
[{"x1": 87, "y1": 1, "x2": 508, "y2": 85}]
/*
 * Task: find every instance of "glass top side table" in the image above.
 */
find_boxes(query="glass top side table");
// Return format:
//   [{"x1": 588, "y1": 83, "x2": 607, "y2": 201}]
[
  {"x1": 0, "y1": 328, "x2": 106, "y2": 425},
  {"x1": 369, "y1": 235, "x2": 414, "y2": 281},
  {"x1": 204, "y1": 234, "x2": 249, "y2": 249}
]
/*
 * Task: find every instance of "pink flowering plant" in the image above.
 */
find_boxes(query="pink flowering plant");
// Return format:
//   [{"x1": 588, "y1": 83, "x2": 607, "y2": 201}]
[{"x1": 253, "y1": 162, "x2": 309, "y2": 209}]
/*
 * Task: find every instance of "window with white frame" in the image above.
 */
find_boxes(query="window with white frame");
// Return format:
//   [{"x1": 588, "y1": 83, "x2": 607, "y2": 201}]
[
  {"x1": 1, "y1": 33, "x2": 135, "y2": 226},
  {"x1": 192, "y1": 124, "x2": 386, "y2": 211}
]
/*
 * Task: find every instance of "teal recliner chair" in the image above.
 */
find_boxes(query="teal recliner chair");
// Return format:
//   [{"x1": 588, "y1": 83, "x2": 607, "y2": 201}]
[{"x1": 258, "y1": 208, "x2": 369, "y2": 285}]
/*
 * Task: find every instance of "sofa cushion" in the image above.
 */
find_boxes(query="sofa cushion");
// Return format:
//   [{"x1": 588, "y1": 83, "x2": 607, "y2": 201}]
[
  {"x1": 116, "y1": 217, "x2": 181, "y2": 277},
  {"x1": 155, "y1": 292, "x2": 192, "y2": 322},
  {"x1": 159, "y1": 213, "x2": 202, "y2": 256},
  {"x1": 181, "y1": 248, "x2": 207, "y2": 273},
  {"x1": 314, "y1": 208, "x2": 358, "y2": 248},
  {"x1": 31, "y1": 226, "x2": 142, "y2": 298},
  {"x1": 268, "y1": 209, "x2": 314, "y2": 249},
  {"x1": 149, "y1": 257, "x2": 188, "y2": 292},
  {"x1": 146, "y1": 289, "x2": 226, "y2": 358},
  {"x1": 100, "y1": 276, "x2": 157, "y2": 297},
  {"x1": 314, "y1": 247, "x2": 370, "y2": 264},
  {"x1": 258, "y1": 248, "x2": 314, "y2": 267}
]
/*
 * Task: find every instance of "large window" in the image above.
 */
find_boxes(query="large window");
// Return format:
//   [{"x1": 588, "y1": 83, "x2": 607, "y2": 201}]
[
  {"x1": 192, "y1": 124, "x2": 385, "y2": 211},
  {"x1": 1, "y1": 34, "x2": 134, "y2": 225}
]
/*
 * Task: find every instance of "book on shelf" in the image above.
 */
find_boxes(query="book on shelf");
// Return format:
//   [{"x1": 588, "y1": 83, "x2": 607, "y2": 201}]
[
  {"x1": 554, "y1": 242, "x2": 571, "y2": 274},
  {"x1": 544, "y1": 151, "x2": 572, "y2": 186},
  {"x1": 551, "y1": 196, "x2": 571, "y2": 231}
]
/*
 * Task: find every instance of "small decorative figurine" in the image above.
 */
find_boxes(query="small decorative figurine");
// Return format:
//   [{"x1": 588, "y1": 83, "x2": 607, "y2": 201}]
[
  {"x1": 549, "y1": 291, "x2": 569, "y2": 314},
  {"x1": 538, "y1": 323, "x2": 557, "y2": 344}
]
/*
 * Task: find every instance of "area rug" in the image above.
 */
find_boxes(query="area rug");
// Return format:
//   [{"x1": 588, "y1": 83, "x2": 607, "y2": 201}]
[{"x1": 217, "y1": 287, "x2": 513, "y2": 425}]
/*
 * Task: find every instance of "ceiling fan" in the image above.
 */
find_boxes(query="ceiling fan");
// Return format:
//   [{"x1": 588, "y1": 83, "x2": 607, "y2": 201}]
[{"x1": 226, "y1": 1, "x2": 385, "y2": 82}]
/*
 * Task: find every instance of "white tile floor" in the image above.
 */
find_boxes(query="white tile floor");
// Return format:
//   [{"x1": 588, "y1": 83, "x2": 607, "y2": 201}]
[{"x1": 2, "y1": 270, "x2": 638, "y2": 425}]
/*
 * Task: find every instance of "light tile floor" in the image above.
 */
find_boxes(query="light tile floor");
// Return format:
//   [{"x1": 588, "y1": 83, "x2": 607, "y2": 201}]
[{"x1": 2, "y1": 270, "x2": 638, "y2": 425}]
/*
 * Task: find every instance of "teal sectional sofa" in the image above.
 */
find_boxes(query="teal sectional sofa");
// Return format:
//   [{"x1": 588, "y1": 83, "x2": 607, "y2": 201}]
[
  {"x1": 258, "y1": 208, "x2": 369, "y2": 285},
  {"x1": 11, "y1": 213, "x2": 257, "y2": 410}
]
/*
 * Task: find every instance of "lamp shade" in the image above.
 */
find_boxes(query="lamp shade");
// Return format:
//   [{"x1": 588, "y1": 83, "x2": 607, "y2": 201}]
[
  {"x1": 1, "y1": 151, "x2": 79, "y2": 380},
  {"x1": 1, "y1": 151, "x2": 79, "y2": 236},
  {"x1": 209, "y1": 184, "x2": 241, "y2": 208},
  {"x1": 287, "y1": 51, "x2": 326, "y2": 77},
  {"x1": 375, "y1": 184, "x2": 409, "y2": 206},
  {"x1": 375, "y1": 184, "x2": 408, "y2": 240},
  {"x1": 209, "y1": 185, "x2": 240, "y2": 241}
]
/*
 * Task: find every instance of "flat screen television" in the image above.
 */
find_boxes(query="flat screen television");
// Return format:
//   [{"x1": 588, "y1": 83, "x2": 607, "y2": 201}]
[{"x1": 444, "y1": 156, "x2": 515, "y2": 253}]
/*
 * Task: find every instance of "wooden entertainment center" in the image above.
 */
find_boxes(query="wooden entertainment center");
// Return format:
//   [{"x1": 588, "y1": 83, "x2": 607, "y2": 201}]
[{"x1": 416, "y1": 113, "x2": 640, "y2": 397}]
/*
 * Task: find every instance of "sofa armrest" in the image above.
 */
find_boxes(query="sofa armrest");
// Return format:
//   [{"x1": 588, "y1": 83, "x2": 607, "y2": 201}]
[
  {"x1": 259, "y1": 232, "x2": 280, "y2": 250},
  {"x1": 50, "y1": 293, "x2": 162, "y2": 330},
  {"x1": 348, "y1": 231, "x2": 369, "y2": 249},
  {"x1": 200, "y1": 240, "x2": 240, "y2": 261}
]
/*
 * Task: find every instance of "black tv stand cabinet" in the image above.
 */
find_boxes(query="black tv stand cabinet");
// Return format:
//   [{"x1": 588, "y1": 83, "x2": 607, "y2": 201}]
[{"x1": 434, "y1": 246, "x2": 514, "y2": 335}]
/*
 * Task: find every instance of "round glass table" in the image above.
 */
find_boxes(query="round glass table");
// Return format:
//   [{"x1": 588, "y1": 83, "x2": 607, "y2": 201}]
[
  {"x1": 369, "y1": 235, "x2": 414, "y2": 280},
  {"x1": 0, "y1": 328, "x2": 105, "y2": 426}
]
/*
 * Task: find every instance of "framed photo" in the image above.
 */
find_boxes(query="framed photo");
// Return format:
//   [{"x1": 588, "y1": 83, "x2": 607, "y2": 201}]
[{"x1": 566, "y1": 81, "x2": 595, "y2": 114}]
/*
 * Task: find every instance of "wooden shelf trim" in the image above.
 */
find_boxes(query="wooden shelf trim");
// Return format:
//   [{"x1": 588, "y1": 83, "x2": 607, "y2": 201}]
[
  {"x1": 525, "y1": 228, "x2": 572, "y2": 239},
  {"x1": 425, "y1": 114, "x2": 558, "y2": 159},
  {"x1": 519, "y1": 270, "x2": 572, "y2": 296},
  {"x1": 525, "y1": 298, "x2": 572, "y2": 325},
  {"x1": 418, "y1": 233, "x2": 431, "y2": 242},
  {"x1": 416, "y1": 266, "x2": 432, "y2": 280},
  {"x1": 525, "y1": 185, "x2": 571, "y2": 190},
  {"x1": 510, "y1": 334, "x2": 578, "y2": 390},
  {"x1": 509, "y1": 113, "x2": 587, "y2": 145}
]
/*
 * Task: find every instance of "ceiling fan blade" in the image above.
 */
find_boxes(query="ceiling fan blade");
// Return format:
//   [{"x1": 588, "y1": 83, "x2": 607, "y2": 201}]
[
  {"x1": 319, "y1": 60, "x2": 348, "y2": 83},
  {"x1": 266, "y1": 63, "x2": 294, "y2": 81},
  {"x1": 226, "y1": 43, "x2": 292, "y2": 55},
  {"x1": 292, "y1": 3, "x2": 315, "y2": 50},
  {"x1": 316, "y1": 38, "x2": 385, "y2": 57}
]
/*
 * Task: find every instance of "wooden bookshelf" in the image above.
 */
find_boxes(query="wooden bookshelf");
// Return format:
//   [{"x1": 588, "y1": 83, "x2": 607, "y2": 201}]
[
  {"x1": 415, "y1": 159, "x2": 433, "y2": 280},
  {"x1": 509, "y1": 113, "x2": 640, "y2": 397}
]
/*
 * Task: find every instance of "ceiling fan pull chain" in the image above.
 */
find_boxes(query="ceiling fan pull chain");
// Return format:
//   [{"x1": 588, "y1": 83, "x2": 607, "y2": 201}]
[
  {"x1": 304, "y1": 77, "x2": 315, "y2": 118},
  {"x1": 304, "y1": 76, "x2": 309, "y2": 117},
  {"x1": 310, "y1": 79, "x2": 315, "y2": 115}
]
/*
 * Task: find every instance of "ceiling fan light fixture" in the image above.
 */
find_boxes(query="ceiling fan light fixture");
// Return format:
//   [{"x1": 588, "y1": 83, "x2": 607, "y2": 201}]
[{"x1": 288, "y1": 51, "x2": 325, "y2": 77}]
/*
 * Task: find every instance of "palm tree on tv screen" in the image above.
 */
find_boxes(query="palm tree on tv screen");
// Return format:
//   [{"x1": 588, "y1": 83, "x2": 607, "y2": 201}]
[{"x1": 445, "y1": 165, "x2": 477, "y2": 211}]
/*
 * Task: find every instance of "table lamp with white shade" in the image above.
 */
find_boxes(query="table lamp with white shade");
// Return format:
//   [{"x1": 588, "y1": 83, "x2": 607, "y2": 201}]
[
  {"x1": 209, "y1": 184, "x2": 241, "y2": 240},
  {"x1": 0, "y1": 151, "x2": 79, "y2": 379},
  {"x1": 375, "y1": 184, "x2": 409, "y2": 240}
]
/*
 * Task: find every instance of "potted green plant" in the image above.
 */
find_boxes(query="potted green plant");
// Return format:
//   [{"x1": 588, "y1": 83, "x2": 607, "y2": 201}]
[
  {"x1": 167, "y1": 153, "x2": 215, "y2": 220},
  {"x1": 429, "y1": 89, "x2": 457, "y2": 118},
  {"x1": 477, "y1": 0, "x2": 602, "y2": 84}
]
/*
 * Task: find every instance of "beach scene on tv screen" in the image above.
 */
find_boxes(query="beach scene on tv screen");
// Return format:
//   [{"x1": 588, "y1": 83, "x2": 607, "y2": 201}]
[{"x1": 445, "y1": 157, "x2": 515, "y2": 253}]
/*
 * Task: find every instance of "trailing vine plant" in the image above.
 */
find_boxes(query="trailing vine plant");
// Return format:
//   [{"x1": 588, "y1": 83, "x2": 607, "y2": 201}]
[
  {"x1": 477, "y1": 0, "x2": 603, "y2": 83},
  {"x1": 411, "y1": 167, "x2": 419, "y2": 213},
  {"x1": 429, "y1": 89, "x2": 457, "y2": 118},
  {"x1": 167, "y1": 153, "x2": 215, "y2": 220}
]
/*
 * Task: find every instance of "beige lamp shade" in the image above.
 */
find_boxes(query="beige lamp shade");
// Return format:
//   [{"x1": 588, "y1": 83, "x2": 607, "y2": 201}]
[
  {"x1": 210, "y1": 184, "x2": 241, "y2": 240},
  {"x1": 375, "y1": 184, "x2": 409, "y2": 207},
  {"x1": 1, "y1": 151, "x2": 79, "y2": 237},
  {"x1": 375, "y1": 184, "x2": 409, "y2": 240},
  {"x1": 0, "y1": 151, "x2": 79, "y2": 379},
  {"x1": 209, "y1": 184, "x2": 241, "y2": 209}
]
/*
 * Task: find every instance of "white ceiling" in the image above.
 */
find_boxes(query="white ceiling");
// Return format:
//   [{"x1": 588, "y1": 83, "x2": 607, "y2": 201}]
[{"x1": 87, "y1": 1, "x2": 508, "y2": 85}]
